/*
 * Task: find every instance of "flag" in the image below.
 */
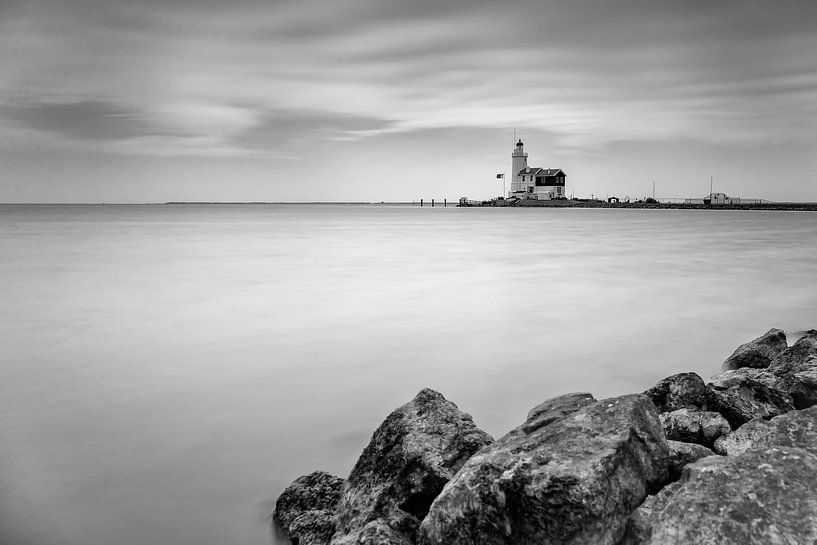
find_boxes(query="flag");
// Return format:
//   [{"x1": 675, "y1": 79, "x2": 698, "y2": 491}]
[{"x1": 496, "y1": 173, "x2": 504, "y2": 179}]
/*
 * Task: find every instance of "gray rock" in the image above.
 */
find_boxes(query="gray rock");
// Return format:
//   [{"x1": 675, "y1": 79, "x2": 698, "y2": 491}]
[
  {"x1": 666, "y1": 440, "x2": 715, "y2": 482},
  {"x1": 619, "y1": 482, "x2": 680, "y2": 545},
  {"x1": 707, "y1": 369, "x2": 795, "y2": 428},
  {"x1": 768, "y1": 330, "x2": 817, "y2": 409},
  {"x1": 273, "y1": 471, "x2": 344, "y2": 544},
  {"x1": 289, "y1": 510, "x2": 339, "y2": 545},
  {"x1": 622, "y1": 446, "x2": 817, "y2": 544},
  {"x1": 418, "y1": 394, "x2": 668, "y2": 545},
  {"x1": 659, "y1": 409, "x2": 730, "y2": 448},
  {"x1": 521, "y1": 392, "x2": 596, "y2": 434},
  {"x1": 769, "y1": 329, "x2": 817, "y2": 372},
  {"x1": 643, "y1": 372, "x2": 712, "y2": 413},
  {"x1": 330, "y1": 388, "x2": 493, "y2": 545},
  {"x1": 722, "y1": 328, "x2": 787, "y2": 371},
  {"x1": 785, "y1": 361, "x2": 817, "y2": 409},
  {"x1": 714, "y1": 405, "x2": 817, "y2": 456},
  {"x1": 338, "y1": 520, "x2": 411, "y2": 545}
]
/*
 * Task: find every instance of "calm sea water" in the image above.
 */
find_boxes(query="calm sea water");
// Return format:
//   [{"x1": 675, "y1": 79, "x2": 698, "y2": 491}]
[{"x1": 1, "y1": 204, "x2": 816, "y2": 545}]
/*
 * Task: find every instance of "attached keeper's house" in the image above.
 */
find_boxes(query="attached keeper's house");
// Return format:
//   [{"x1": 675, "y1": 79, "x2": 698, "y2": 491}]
[{"x1": 508, "y1": 140, "x2": 566, "y2": 200}]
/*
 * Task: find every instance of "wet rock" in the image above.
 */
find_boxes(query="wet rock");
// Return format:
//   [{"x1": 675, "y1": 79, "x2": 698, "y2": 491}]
[
  {"x1": 713, "y1": 405, "x2": 817, "y2": 456},
  {"x1": 721, "y1": 328, "x2": 787, "y2": 371},
  {"x1": 768, "y1": 331, "x2": 817, "y2": 409},
  {"x1": 418, "y1": 394, "x2": 668, "y2": 545},
  {"x1": 643, "y1": 372, "x2": 712, "y2": 413},
  {"x1": 666, "y1": 441, "x2": 715, "y2": 482},
  {"x1": 273, "y1": 471, "x2": 344, "y2": 544},
  {"x1": 330, "y1": 388, "x2": 493, "y2": 545},
  {"x1": 622, "y1": 446, "x2": 817, "y2": 544},
  {"x1": 659, "y1": 409, "x2": 730, "y2": 448},
  {"x1": 707, "y1": 369, "x2": 794, "y2": 428}
]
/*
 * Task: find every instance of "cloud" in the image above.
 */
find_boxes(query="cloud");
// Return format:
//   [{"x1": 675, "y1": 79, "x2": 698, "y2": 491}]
[
  {"x1": 1, "y1": 0, "x2": 816, "y2": 157},
  {"x1": 232, "y1": 109, "x2": 395, "y2": 149},
  {"x1": 2, "y1": 101, "x2": 153, "y2": 141}
]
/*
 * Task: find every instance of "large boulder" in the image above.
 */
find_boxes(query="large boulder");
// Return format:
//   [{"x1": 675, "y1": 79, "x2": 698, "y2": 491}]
[
  {"x1": 620, "y1": 482, "x2": 679, "y2": 545},
  {"x1": 707, "y1": 369, "x2": 794, "y2": 428},
  {"x1": 666, "y1": 441, "x2": 714, "y2": 482},
  {"x1": 622, "y1": 446, "x2": 817, "y2": 544},
  {"x1": 643, "y1": 372, "x2": 712, "y2": 413},
  {"x1": 769, "y1": 329, "x2": 817, "y2": 372},
  {"x1": 714, "y1": 405, "x2": 817, "y2": 456},
  {"x1": 777, "y1": 357, "x2": 817, "y2": 409},
  {"x1": 289, "y1": 510, "x2": 340, "y2": 545},
  {"x1": 521, "y1": 392, "x2": 596, "y2": 434},
  {"x1": 273, "y1": 471, "x2": 345, "y2": 545},
  {"x1": 722, "y1": 328, "x2": 787, "y2": 370},
  {"x1": 659, "y1": 409, "x2": 730, "y2": 448},
  {"x1": 330, "y1": 389, "x2": 493, "y2": 545},
  {"x1": 768, "y1": 330, "x2": 817, "y2": 409},
  {"x1": 418, "y1": 394, "x2": 668, "y2": 545}
]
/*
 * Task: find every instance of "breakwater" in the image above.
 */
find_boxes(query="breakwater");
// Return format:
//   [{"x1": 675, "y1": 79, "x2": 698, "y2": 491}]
[
  {"x1": 462, "y1": 200, "x2": 817, "y2": 211},
  {"x1": 274, "y1": 328, "x2": 817, "y2": 545}
]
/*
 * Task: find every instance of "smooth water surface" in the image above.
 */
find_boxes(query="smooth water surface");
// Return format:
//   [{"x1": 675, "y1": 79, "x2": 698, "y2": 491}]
[{"x1": 1, "y1": 204, "x2": 816, "y2": 545}]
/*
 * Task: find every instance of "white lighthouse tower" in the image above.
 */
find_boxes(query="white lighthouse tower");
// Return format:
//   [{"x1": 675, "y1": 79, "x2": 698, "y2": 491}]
[{"x1": 510, "y1": 139, "x2": 528, "y2": 194}]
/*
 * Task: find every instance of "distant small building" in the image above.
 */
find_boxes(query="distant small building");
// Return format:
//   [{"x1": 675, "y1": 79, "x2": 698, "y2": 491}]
[
  {"x1": 509, "y1": 140, "x2": 566, "y2": 200},
  {"x1": 704, "y1": 192, "x2": 740, "y2": 205},
  {"x1": 608, "y1": 196, "x2": 620, "y2": 203}
]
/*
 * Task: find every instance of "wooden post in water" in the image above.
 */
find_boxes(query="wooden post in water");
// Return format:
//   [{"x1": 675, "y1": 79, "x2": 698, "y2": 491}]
[
  {"x1": 420, "y1": 198, "x2": 423, "y2": 207},
  {"x1": 432, "y1": 199, "x2": 435, "y2": 207},
  {"x1": 444, "y1": 198, "x2": 447, "y2": 207}
]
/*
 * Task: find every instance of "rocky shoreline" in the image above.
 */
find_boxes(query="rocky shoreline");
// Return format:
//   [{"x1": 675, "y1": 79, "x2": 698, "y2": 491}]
[{"x1": 273, "y1": 329, "x2": 817, "y2": 545}]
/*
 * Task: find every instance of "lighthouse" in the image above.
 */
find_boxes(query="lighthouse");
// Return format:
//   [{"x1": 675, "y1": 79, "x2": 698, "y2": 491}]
[
  {"x1": 510, "y1": 139, "x2": 528, "y2": 194},
  {"x1": 507, "y1": 139, "x2": 567, "y2": 200}
]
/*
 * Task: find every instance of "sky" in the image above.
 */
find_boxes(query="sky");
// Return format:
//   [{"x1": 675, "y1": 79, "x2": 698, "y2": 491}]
[{"x1": 1, "y1": 0, "x2": 816, "y2": 203}]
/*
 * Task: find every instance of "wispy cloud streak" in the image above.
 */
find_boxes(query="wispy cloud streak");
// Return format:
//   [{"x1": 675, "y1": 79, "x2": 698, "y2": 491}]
[{"x1": 1, "y1": 0, "x2": 816, "y2": 156}]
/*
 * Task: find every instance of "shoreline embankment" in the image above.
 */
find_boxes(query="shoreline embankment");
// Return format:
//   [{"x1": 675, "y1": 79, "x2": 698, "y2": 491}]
[{"x1": 461, "y1": 199, "x2": 817, "y2": 211}]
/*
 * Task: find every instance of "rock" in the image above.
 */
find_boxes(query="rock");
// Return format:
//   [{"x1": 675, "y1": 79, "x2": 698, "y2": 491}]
[
  {"x1": 769, "y1": 329, "x2": 817, "y2": 372},
  {"x1": 659, "y1": 409, "x2": 730, "y2": 448},
  {"x1": 707, "y1": 369, "x2": 794, "y2": 428},
  {"x1": 418, "y1": 394, "x2": 668, "y2": 545},
  {"x1": 330, "y1": 388, "x2": 493, "y2": 545},
  {"x1": 722, "y1": 328, "x2": 787, "y2": 370},
  {"x1": 783, "y1": 360, "x2": 817, "y2": 409},
  {"x1": 273, "y1": 471, "x2": 344, "y2": 544},
  {"x1": 713, "y1": 405, "x2": 817, "y2": 456},
  {"x1": 666, "y1": 441, "x2": 714, "y2": 482},
  {"x1": 338, "y1": 520, "x2": 411, "y2": 545},
  {"x1": 622, "y1": 446, "x2": 817, "y2": 544},
  {"x1": 643, "y1": 372, "x2": 712, "y2": 413},
  {"x1": 289, "y1": 510, "x2": 339, "y2": 545},
  {"x1": 521, "y1": 392, "x2": 596, "y2": 434},
  {"x1": 768, "y1": 331, "x2": 817, "y2": 409},
  {"x1": 619, "y1": 482, "x2": 679, "y2": 545}
]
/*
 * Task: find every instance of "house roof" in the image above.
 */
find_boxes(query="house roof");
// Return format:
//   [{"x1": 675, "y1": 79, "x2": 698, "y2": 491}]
[{"x1": 518, "y1": 168, "x2": 565, "y2": 176}]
